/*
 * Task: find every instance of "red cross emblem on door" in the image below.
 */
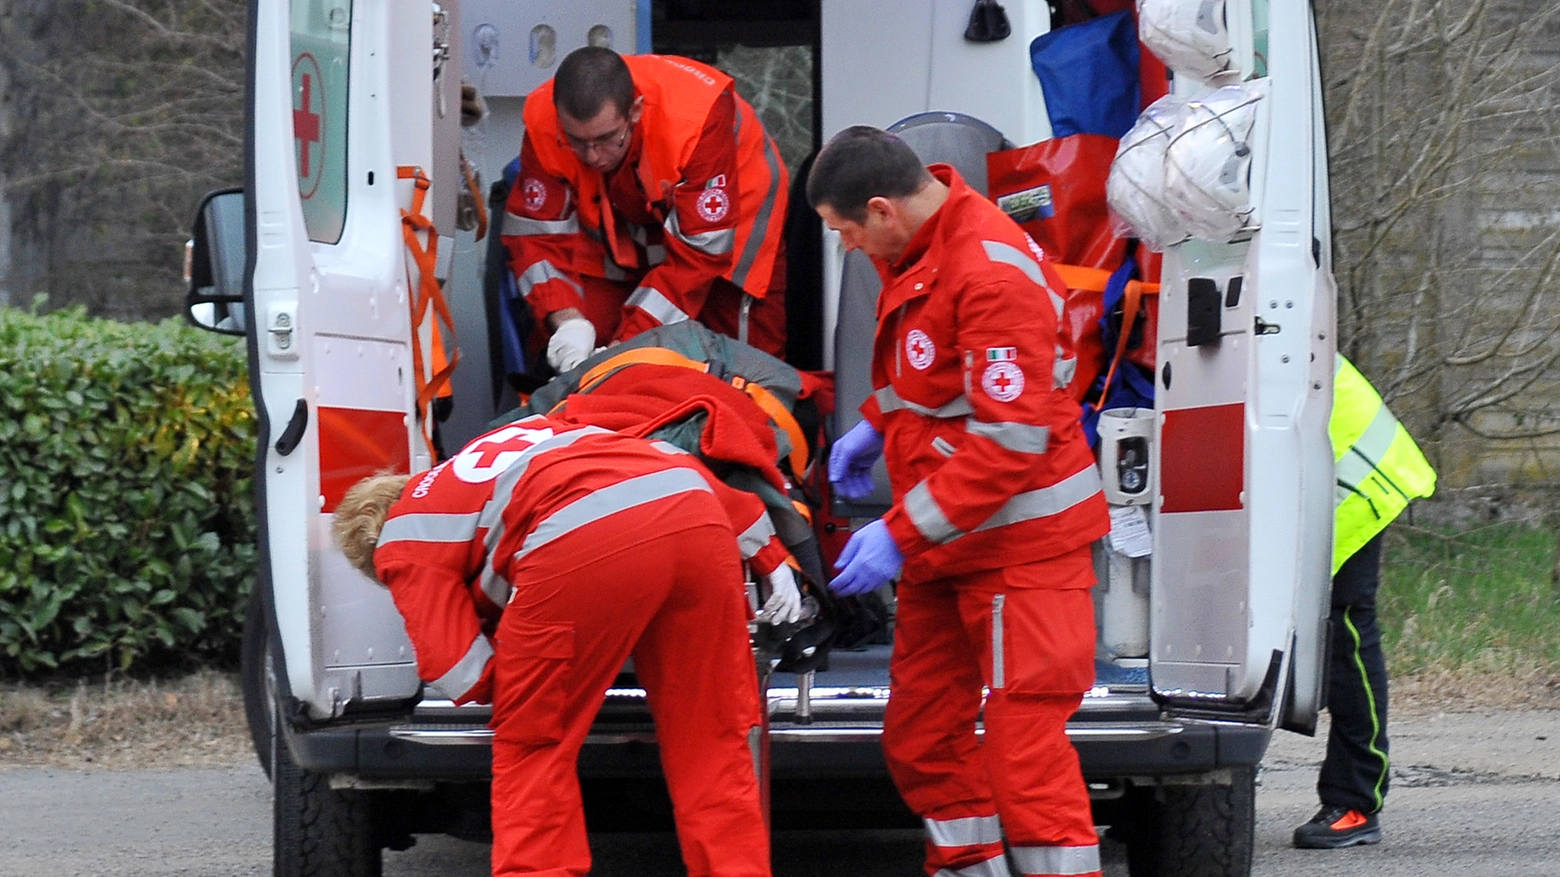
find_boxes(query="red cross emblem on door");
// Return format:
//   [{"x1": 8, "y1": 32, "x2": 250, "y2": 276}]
[{"x1": 291, "y1": 52, "x2": 325, "y2": 200}]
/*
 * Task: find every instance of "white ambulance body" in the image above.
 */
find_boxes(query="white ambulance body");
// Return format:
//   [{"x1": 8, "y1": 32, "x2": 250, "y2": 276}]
[{"x1": 184, "y1": 2, "x2": 1333, "y2": 874}]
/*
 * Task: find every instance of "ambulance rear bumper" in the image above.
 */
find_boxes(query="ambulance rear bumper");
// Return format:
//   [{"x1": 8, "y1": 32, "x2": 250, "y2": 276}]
[{"x1": 281, "y1": 686, "x2": 1271, "y2": 784}]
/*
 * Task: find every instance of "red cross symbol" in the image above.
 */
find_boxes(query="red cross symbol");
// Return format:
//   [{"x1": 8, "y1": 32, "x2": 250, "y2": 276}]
[
  {"x1": 294, "y1": 73, "x2": 320, "y2": 176},
  {"x1": 992, "y1": 372, "x2": 1014, "y2": 394},
  {"x1": 911, "y1": 338, "x2": 927, "y2": 359},
  {"x1": 471, "y1": 441, "x2": 512, "y2": 469},
  {"x1": 291, "y1": 52, "x2": 324, "y2": 199}
]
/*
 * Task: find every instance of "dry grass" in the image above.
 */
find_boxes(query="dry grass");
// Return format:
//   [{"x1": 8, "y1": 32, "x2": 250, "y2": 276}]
[
  {"x1": 0, "y1": 670, "x2": 253, "y2": 770},
  {"x1": 1392, "y1": 665, "x2": 1560, "y2": 716}
]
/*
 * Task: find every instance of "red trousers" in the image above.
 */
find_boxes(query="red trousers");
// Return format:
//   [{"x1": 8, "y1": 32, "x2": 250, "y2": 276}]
[
  {"x1": 571, "y1": 274, "x2": 787, "y2": 359},
  {"x1": 882, "y1": 548, "x2": 1103, "y2": 877},
  {"x1": 488, "y1": 517, "x2": 769, "y2": 877}
]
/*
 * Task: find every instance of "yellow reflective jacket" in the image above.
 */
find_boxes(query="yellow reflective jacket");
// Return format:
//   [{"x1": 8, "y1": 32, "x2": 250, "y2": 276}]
[{"x1": 1331, "y1": 355, "x2": 1437, "y2": 573}]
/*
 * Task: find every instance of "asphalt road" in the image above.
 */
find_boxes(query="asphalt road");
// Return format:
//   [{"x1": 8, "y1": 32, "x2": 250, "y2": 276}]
[{"x1": 2, "y1": 710, "x2": 1556, "y2": 877}]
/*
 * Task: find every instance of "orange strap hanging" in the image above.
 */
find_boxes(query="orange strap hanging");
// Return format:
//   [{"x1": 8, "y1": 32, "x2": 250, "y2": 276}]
[
  {"x1": 398, "y1": 165, "x2": 460, "y2": 456},
  {"x1": 1052, "y1": 263, "x2": 1159, "y2": 408},
  {"x1": 566, "y1": 345, "x2": 811, "y2": 476}
]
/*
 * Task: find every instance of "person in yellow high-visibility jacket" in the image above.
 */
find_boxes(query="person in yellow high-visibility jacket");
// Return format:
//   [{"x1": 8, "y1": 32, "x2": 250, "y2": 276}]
[{"x1": 1294, "y1": 355, "x2": 1437, "y2": 850}]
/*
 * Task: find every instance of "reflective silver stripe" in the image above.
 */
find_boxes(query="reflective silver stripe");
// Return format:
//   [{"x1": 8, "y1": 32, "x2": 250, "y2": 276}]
[
  {"x1": 430, "y1": 634, "x2": 493, "y2": 701},
  {"x1": 647, "y1": 244, "x2": 668, "y2": 266},
  {"x1": 1346, "y1": 404, "x2": 1399, "y2": 476},
  {"x1": 651, "y1": 440, "x2": 690, "y2": 456},
  {"x1": 737, "y1": 513, "x2": 776, "y2": 559},
  {"x1": 602, "y1": 257, "x2": 629, "y2": 281},
  {"x1": 665, "y1": 208, "x2": 736, "y2": 255},
  {"x1": 965, "y1": 420, "x2": 1051, "y2": 454},
  {"x1": 982, "y1": 239, "x2": 1063, "y2": 316},
  {"x1": 515, "y1": 468, "x2": 714, "y2": 560},
  {"x1": 933, "y1": 855, "x2": 1013, "y2": 877},
  {"x1": 503, "y1": 211, "x2": 579, "y2": 236},
  {"x1": 874, "y1": 385, "x2": 975, "y2": 418},
  {"x1": 906, "y1": 465, "x2": 1101, "y2": 544},
  {"x1": 905, "y1": 481, "x2": 961, "y2": 545},
  {"x1": 477, "y1": 563, "x2": 513, "y2": 609},
  {"x1": 625, "y1": 285, "x2": 691, "y2": 326},
  {"x1": 515, "y1": 260, "x2": 584, "y2": 301},
  {"x1": 480, "y1": 426, "x2": 614, "y2": 600},
  {"x1": 1054, "y1": 346, "x2": 1076, "y2": 389},
  {"x1": 991, "y1": 594, "x2": 1006, "y2": 690},
  {"x1": 731, "y1": 130, "x2": 783, "y2": 288},
  {"x1": 975, "y1": 466, "x2": 1103, "y2": 533},
  {"x1": 739, "y1": 294, "x2": 754, "y2": 344},
  {"x1": 1010, "y1": 843, "x2": 1101, "y2": 876},
  {"x1": 981, "y1": 240, "x2": 1049, "y2": 290},
  {"x1": 925, "y1": 814, "x2": 1004, "y2": 847},
  {"x1": 378, "y1": 511, "x2": 482, "y2": 546}
]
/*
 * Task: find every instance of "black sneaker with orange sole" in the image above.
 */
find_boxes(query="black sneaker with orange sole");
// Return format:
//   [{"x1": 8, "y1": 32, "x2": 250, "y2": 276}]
[{"x1": 1293, "y1": 805, "x2": 1382, "y2": 849}]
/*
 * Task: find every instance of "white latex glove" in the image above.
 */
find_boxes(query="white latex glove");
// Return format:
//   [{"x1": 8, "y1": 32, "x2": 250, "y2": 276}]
[
  {"x1": 758, "y1": 565, "x2": 803, "y2": 625},
  {"x1": 546, "y1": 317, "x2": 596, "y2": 373}
]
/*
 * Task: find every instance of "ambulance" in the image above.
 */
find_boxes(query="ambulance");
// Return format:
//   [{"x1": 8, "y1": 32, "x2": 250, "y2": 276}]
[{"x1": 183, "y1": 1, "x2": 1334, "y2": 874}]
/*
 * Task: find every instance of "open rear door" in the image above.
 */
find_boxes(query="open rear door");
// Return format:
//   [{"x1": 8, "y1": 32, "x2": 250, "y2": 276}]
[
  {"x1": 1149, "y1": 0, "x2": 1333, "y2": 729},
  {"x1": 249, "y1": 0, "x2": 447, "y2": 719}
]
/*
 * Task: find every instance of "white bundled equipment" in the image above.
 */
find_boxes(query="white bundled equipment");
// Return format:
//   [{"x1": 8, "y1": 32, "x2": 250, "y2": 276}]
[
  {"x1": 1162, "y1": 82, "x2": 1262, "y2": 241},
  {"x1": 1106, "y1": 95, "x2": 1192, "y2": 251},
  {"x1": 1137, "y1": 0, "x2": 1233, "y2": 82}
]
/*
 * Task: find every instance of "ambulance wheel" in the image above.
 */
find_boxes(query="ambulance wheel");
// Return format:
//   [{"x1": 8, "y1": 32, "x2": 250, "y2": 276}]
[
  {"x1": 1122, "y1": 766, "x2": 1255, "y2": 877},
  {"x1": 272, "y1": 700, "x2": 384, "y2": 877}
]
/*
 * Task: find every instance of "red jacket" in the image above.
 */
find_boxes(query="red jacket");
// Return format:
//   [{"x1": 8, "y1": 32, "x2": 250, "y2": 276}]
[
  {"x1": 503, "y1": 54, "x2": 789, "y2": 343},
  {"x1": 862, "y1": 166, "x2": 1110, "y2": 581},
  {"x1": 372, "y1": 417, "x2": 788, "y2": 704}
]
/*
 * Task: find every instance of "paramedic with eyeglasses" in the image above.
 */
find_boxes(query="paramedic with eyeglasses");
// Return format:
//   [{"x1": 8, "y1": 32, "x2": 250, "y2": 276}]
[
  {"x1": 809, "y1": 125, "x2": 1112, "y2": 877},
  {"x1": 332, "y1": 419, "x2": 801, "y2": 877},
  {"x1": 501, "y1": 46, "x2": 790, "y2": 375}
]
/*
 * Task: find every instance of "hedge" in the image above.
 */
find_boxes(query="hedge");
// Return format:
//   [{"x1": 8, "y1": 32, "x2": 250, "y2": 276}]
[{"x1": 0, "y1": 306, "x2": 257, "y2": 676}]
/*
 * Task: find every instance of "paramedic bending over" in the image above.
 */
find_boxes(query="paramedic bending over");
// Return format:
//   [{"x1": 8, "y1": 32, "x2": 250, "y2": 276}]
[
  {"x1": 809, "y1": 125, "x2": 1112, "y2": 877},
  {"x1": 502, "y1": 46, "x2": 790, "y2": 375},
  {"x1": 332, "y1": 419, "x2": 800, "y2": 877}
]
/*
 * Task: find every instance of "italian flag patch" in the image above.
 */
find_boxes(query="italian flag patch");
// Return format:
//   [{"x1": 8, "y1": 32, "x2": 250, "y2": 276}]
[{"x1": 986, "y1": 347, "x2": 1018, "y2": 362}]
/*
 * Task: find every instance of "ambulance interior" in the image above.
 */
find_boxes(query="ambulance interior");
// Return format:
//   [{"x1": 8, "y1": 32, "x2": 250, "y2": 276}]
[{"x1": 428, "y1": 0, "x2": 1331, "y2": 729}]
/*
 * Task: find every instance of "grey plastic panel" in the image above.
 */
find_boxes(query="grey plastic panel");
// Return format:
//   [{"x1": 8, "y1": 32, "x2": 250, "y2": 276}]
[{"x1": 829, "y1": 113, "x2": 1010, "y2": 517}]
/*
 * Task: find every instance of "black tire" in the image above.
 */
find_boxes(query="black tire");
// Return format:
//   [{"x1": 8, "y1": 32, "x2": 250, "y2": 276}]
[
  {"x1": 241, "y1": 586, "x2": 273, "y2": 779},
  {"x1": 271, "y1": 700, "x2": 384, "y2": 877},
  {"x1": 1123, "y1": 766, "x2": 1256, "y2": 877}
]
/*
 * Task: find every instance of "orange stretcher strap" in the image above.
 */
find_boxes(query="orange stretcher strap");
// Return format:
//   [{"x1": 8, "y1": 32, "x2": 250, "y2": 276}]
[
  {"x1": 576, "y1": 346, "x2": 711, "y2": 394},
  {"x1": 570, "y1": 346, "x2": 810, "y2": 476},
  {"x1": 398, "y1": 165, "x2": 459, "y2": 458},
  {"x1": 1053, "y1": 262, "x2": 1160, "y2": 409}
]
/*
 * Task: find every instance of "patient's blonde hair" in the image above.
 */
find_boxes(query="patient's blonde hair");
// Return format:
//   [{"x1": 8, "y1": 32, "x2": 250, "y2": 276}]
[{"x1": 332, "y1": 474, "x2": 412, "y2": 582}]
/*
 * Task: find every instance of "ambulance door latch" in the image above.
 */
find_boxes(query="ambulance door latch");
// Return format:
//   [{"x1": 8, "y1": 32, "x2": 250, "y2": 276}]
[
  {"x1": 267, "y1": 304, "x2": 299, "y2": 359},
  {"x1": 274, "y1": 399, "x2": 309, "y2": 457}
]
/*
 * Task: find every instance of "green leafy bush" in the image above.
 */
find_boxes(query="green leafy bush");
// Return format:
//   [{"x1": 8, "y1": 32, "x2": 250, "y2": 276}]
[{"x1": 0, "y1": 307, "x2": 256, "y2": 676}]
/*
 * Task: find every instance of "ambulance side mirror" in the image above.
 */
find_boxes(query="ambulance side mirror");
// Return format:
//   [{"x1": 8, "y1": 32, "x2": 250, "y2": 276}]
[{"x1": 184, "y1": 187, "x2": 248, "y2": 336}]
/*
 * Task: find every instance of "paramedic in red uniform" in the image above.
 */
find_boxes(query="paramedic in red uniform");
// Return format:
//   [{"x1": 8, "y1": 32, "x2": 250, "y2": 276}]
[
  {"x1": 332, "y1": 418, "x2": 802, "y2": 877},
  {"x1": 502, "y1": 46, "x2": 790, "y2": 374},
  {"x1": 808, "y1": 126, "x2": 1112, "y2": 877}
]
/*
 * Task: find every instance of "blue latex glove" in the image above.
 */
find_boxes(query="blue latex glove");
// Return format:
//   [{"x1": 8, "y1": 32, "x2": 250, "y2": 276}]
[
  {"x1": 828, "y1": 420, "x2": 885, "y2": 501},
  {"x1": 830, "y1": 519, "x2": 903, "y2": 597}
]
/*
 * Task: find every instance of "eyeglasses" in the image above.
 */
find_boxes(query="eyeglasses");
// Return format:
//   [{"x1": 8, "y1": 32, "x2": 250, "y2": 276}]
[{"x1": 564, "y1": 122, "x2": 631, "y2": 156}]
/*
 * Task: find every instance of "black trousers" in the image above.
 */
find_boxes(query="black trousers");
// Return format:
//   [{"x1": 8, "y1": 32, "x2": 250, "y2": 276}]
[{"x1": 1318, "y1": 533, "x2": 1391, "y2": 814}]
